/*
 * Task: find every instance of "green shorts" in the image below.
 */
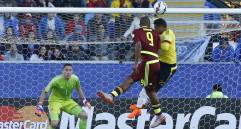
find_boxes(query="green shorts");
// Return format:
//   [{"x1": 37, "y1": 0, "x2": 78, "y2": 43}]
[{"x1": 48, "y1": 99, "x2": 82, "y2": 121}]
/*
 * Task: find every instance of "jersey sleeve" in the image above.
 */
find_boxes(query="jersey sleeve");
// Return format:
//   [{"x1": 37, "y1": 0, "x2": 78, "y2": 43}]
[
  {"x1": 44, "y1": 77, "x2": 57, "y2": 93},
  {"x1": 162, "y1": 30, "x2": 172, "y2": 43},
  {"x1": 132, "y1": 30, "x2": 141, "y2": 43},
  {"x1": 73, "y1": 75, "x2": 81, "y2": 91}
]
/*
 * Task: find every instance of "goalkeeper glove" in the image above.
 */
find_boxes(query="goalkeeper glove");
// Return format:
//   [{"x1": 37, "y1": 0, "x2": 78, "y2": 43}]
[
  {"x1": 83, "y1": 99, "x2": 91, "y2": 109},
  {"x1": 35, "y1": 102, "x2": 44, "y2": 117}
]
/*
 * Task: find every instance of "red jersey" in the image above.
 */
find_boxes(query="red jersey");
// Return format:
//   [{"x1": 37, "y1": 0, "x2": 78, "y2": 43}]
[{"x1": 132, "y1": 27, "x2": 160, "y2": 61}]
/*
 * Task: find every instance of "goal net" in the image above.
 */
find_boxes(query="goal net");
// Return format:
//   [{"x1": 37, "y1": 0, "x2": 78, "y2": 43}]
[{"x1": 0, "y1": 7, "x2": 240, "y2": 129}]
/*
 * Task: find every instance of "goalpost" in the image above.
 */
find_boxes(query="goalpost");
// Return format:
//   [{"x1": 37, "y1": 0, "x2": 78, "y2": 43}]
[{"x1": 0, "y1": 7, "x2": 240, "y2": 129}]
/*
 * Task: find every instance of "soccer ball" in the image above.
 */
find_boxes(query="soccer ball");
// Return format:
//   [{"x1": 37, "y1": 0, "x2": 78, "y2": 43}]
[{"x1": 153, "y1": 1, "x2": 167, "y2": 14}]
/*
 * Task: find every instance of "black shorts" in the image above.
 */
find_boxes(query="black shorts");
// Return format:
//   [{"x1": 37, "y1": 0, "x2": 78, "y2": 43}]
[{"x1": 156, "y1": 61, "x2": 177, "y2": 91}]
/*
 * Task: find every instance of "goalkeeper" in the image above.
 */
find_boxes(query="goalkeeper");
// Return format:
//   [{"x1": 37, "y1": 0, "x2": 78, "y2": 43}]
[
  {"x1": 36, "y1": 63, "x2": 91, "y2": 129},
  {"x1": 128, "y1": 18, "x2": 177, "y2": 119}
]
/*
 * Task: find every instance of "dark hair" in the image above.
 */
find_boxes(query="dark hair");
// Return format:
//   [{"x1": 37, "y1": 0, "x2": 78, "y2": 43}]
[
  {"x1": 63, "y1": 63, "x2": 72, "y2": 68},
  {"x1": 140, "y1": 16, "x2": 150, "y2": 27},
  {"x1": 213, "y1": 84, "x2": 222, "y2": 92},
  {"x1": 219, "y1": 37, "x2": 229, "y2": 45},
  {"x1": 154, "y1": 18, "x2": 167, "y2": 28}
]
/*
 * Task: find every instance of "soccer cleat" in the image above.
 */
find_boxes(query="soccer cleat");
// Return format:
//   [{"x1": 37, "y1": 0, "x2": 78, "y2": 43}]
[
  {"x1": 128, "y1": 104, "x2": 141, "y2": 118},
  {"x1": 150, "y1": 114, "x2": 166, "y2": 128},
  {"x1": 128, "y1": 108, "x2": 141, "y2": 118},
  {"x1": 97, "y1": 91, "x2": 114, "y2": 105},
  {"x1": 129, "y1": 104, "x2": 137, "y2": 110}
]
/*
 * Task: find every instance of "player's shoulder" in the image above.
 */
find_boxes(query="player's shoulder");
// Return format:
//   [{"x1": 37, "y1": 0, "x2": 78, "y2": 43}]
[
  {"x1": 133, "y1": 28, "x2": 143, "y2": 33},
  {"x1": 52, "y1": 75, "x2": 63, "y2": 81},
  {"x1": 166, "y1": 29, "x2": 175, "y2": 35},
  {"x1": 49, "y1": 75, "x2": 63, "y2": 84},
  {"x1": 71, "y1": 74, "x2": 80, "y2": 81}
]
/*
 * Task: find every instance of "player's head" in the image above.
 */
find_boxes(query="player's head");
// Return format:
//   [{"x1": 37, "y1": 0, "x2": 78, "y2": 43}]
[
  {"x1": 140, "y1": 16, "x2": 150, "y2": 28},
  {"x1": 63, "y1": 63, "x2": 73, "y2": 79},
  {"x1": 213, "y1": 84, "x2": 222, "y2": 92},
  {"x1": 154, "y1": 18, "x2": 167, "y2": 34}
]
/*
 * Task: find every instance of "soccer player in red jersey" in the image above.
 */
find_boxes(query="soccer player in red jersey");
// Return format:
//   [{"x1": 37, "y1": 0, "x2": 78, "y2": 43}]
[{"x1": 97, "y1": 16, "x2": 166, "y2": 127}]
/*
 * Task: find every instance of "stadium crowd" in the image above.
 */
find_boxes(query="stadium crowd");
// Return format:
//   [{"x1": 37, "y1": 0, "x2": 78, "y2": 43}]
[{"x1": 0, "y1": 0, "x2": 240, "y2": 62}]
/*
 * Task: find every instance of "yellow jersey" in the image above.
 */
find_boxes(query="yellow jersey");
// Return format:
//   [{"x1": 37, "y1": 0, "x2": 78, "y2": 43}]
[{"x1": 159, "y1": 29, "x2": 177, "y2": 64}]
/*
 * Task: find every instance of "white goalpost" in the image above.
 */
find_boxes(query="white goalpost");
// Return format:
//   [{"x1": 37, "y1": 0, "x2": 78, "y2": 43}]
[{"x1": 0, "y1": 7, "x2": 241, "y2": 14}]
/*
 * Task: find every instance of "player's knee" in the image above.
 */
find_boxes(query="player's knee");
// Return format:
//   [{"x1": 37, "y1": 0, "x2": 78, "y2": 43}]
[
  {"x1": 79, "y1": 111, "x2": 88, "y2": 119},
  {"x1": 50, "y1": 120, "x2": 59, "y2": 128},
  {"x1": 145, "y1": 86, "x2": 155, "y2": 93}
]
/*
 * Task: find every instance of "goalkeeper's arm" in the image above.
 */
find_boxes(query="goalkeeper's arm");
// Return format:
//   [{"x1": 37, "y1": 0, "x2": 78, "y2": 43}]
[
  {"x1": 77, "y1": 87, "x2": 91, "y2": 109},
  {"x1": 39, "y1": 90, "x2": 49, "y2": 104}
]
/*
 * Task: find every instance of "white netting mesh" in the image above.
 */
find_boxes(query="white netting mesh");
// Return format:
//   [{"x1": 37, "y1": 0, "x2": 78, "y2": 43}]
[
  {"x1": 0, "y1": 5, "x2": 241, "y2": 129},
  {"x1": 0, "y1": 11, "x2": 240, "y2": 62}
]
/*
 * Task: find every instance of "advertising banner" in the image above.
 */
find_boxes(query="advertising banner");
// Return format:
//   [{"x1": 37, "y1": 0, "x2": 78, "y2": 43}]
[{"x1": 0, "y1": 98, "x2": 240, "y2": 129}]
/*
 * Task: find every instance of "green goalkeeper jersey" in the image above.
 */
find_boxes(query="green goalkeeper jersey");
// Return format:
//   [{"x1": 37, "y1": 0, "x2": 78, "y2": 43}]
[{"x1": 44, "y1": 74, "x2": 80, "y2": 102}]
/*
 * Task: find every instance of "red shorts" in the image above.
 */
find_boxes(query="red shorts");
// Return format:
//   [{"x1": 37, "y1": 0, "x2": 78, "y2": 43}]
[{"x1": 130, "y1": 60, "x2": 160, "y2": 87}]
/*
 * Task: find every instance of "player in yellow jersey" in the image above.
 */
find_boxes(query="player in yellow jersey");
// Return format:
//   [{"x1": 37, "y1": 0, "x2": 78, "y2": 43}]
[{"x1": 128, "y1": 18, "x2": 177, "y2": 125}]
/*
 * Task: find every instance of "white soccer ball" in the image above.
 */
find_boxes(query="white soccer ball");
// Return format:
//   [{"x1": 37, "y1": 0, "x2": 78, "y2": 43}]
[{"x1": 153, "y1": 1, "x2": 167, "y2": 14}]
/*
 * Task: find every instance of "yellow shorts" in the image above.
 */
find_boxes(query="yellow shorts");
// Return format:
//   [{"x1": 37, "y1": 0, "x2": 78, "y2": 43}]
[{"x1": 48, "y1": 99, "x2": 82, "y2": 121}]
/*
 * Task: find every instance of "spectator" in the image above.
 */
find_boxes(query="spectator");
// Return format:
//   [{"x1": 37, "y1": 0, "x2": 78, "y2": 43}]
[
  {"x1": 132, "y1": 0, "x2": 141, "y2": 8},
  {"x1": 4, "y1": 13, "x2": 19, "y2": 37},
  {"x1": 4, "y1": 26, "x2": 18, "y2": 42},
  {"x1": 4, "y1": 44, "x2": 24, "y2": 61},
  {"x1": 51, "y1": 48, "x2": 65, "y2": 60},
  {"x1": 20, "y1": 0, "x2": 37, "y2": 7},
  {"x1": 54, "y1": 0, "x2": 82, "y2": 7},
  {"x1": 111, "y1": 0, "x2": 132, "y2": 17},
  {"x1": 65, "y1": 14, "x2": 86, "y2": 40},
  {"x1": 206, "y1": 84, "x2": 228, "y2": 98},
  {"x1": 43, "y1": 29, "x2": 57, "y2": 44},
  {"x1": 22, "y1": 31, "x2": 39, "y2": 60},
  {"x1": 0, "y1": 13, "x2": 4, "y2": 36},
  {"x1": 87, "y1": 0, "x2": 107, "y2": 7},
  {"x1": 234, "y1": 38, "x2": 241, "y2": 62},
  {"x1": 38, "y1": 13, "x2": 64, "y2": 40},
  {"x1": 107, "y1": 17, "x2": 115, "y2": 41},
  {"x1": 87, "y1": 14, "x2": 108, "y2": 41},
  {"x1": 4, "y1": 0, "x2": 18, "y2": 7},
  {"x1": 0, "y1": 0, "x2": 4, "y2": 7},
  {"x1": 30, "y1": 46, "x2": 49, "y2": 61},
  {"x1": 40, "y1": 29, "x2": 58, "y2": 59},
  {"x1": 111, "y1": 0, "x2": 132, "y2": 38},
  {"x1": 92, "y1": 24, "x2": 108, "y2": 60},
  {"x1": 19, "y1": 13, "x2": 37, "y2": 38},
  {"x1": 67, "y1": 43, "x2": 90, "y2": 60},
  {"x1": 212, "y1": 37, "x2": 234, "y2": 62},
  {"x1": 36, "y1": 0, "x2": 54, "y2": 7},
  {"x1": 0, "y1": 53, "x2": 3, "y2": 60}
]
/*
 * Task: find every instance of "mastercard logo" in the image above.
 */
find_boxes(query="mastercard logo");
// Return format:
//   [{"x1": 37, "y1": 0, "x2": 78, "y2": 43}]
[{"x1": 0, "y1": 106, "x2": 49, "y2": 129}]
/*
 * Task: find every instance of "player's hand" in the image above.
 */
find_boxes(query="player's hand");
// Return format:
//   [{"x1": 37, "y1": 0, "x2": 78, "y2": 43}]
[
  {"x1": 83, "y1": 99, "x2": 91, "y2": 109},
  {"x1": 35, "y1": 102, "x2": 44, "y2": 117},
  {"x1": 133, "y1": 64, "x2": 139, "y2": 74}
]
